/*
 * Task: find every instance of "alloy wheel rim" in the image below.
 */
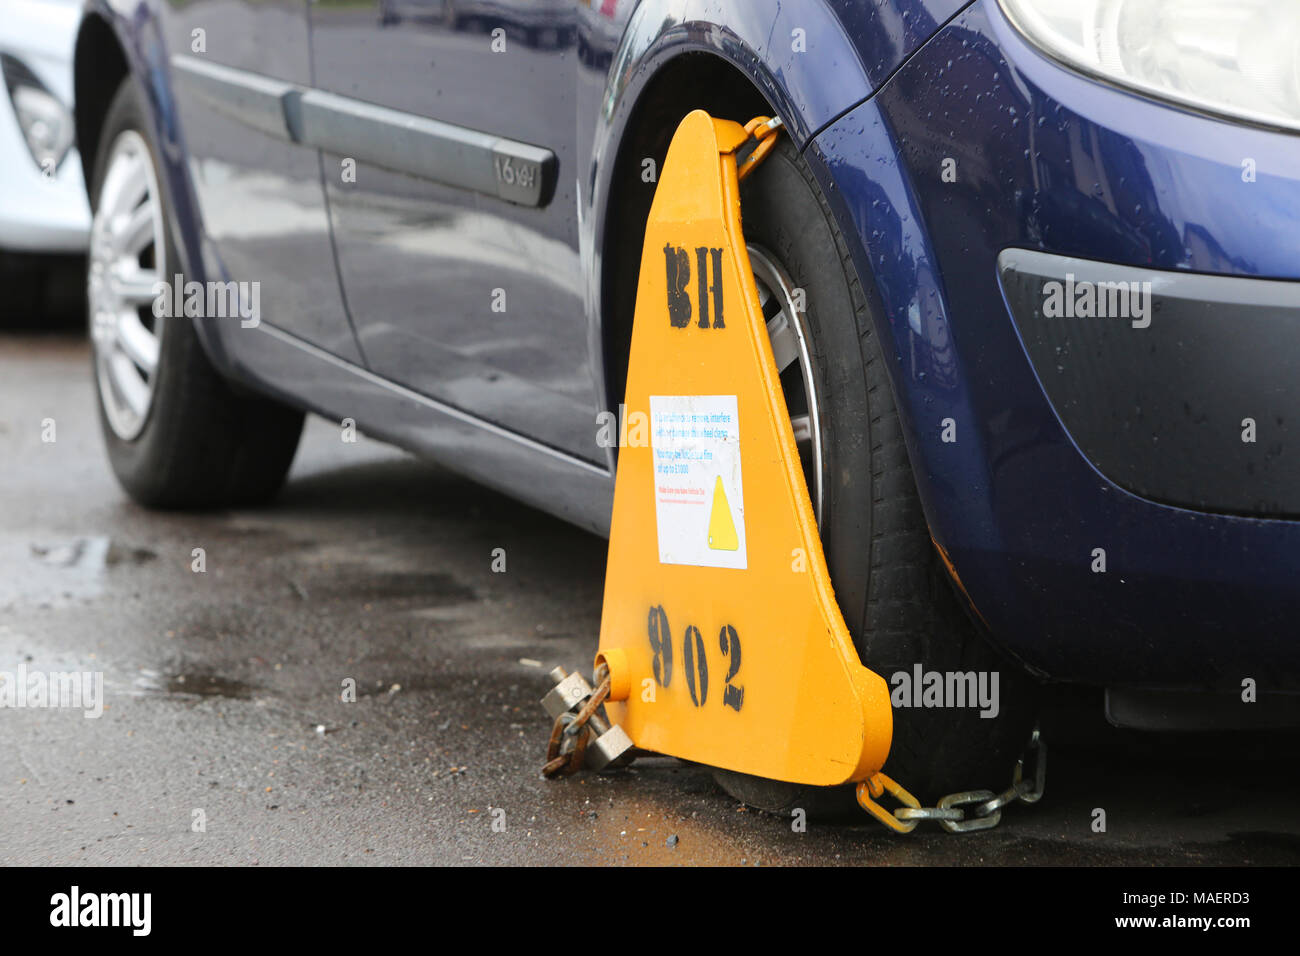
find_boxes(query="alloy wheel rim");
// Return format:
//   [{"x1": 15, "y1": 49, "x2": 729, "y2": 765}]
[
  {"x1": 88, "y1": 130, "x2": 166, "y2": 442},
  {"x1": 748, "y1": 244, "x2": 825, "y2": 528}
]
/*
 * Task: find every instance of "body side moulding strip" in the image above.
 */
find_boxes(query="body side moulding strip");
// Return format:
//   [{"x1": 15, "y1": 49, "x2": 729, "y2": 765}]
[{"x1": 169, "y1": 54, "x2": 557, "y2": 207}]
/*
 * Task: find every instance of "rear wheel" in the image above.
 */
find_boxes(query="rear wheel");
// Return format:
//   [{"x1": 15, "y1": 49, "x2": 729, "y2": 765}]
[
  {"x1": 87, "y1": 79, "x2": 303, "y2": 509},
  {"x1": 710, "y1": 136, "x2": 1039, "y2": 816}
]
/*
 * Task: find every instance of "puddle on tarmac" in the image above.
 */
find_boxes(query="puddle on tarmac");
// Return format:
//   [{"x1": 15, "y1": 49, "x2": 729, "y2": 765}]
[
  {"x1": 0, "y1": 535, "x2": 157, "y2": 608},
  {"x1": 132, "y1": 669, "x2": 259, "y2": 701}
]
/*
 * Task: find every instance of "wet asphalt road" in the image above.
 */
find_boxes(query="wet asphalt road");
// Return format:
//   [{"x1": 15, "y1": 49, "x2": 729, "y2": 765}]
[{"x1": 2, "y1": 329, "x2": 1299, "y2": 866}]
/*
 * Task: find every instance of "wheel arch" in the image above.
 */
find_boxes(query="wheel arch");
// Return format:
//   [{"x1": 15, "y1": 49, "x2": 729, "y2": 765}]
[
  {"x1": 72, "y1": 12, "x2": 129, "y2": 201},
  {"x1": 74, "y1": 3, "x2": 241, "y2": 380},
  {"x1": 587, "y1": 5, "x2": 879, "y2": 448}
]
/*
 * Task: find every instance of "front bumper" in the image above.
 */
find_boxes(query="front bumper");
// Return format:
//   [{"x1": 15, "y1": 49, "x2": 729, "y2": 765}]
[{"x1": 809, "y1": 0, "x2": 1300, "y2": 689}]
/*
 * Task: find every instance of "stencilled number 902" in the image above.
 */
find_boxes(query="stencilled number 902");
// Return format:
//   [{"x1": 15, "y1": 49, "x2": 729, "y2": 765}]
[{"x1": 646, "y1": 604, "x2": 743, "y2": 712}]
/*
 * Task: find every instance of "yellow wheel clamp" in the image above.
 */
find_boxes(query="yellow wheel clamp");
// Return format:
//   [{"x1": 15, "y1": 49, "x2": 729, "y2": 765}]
[{"x1": 543, "y1": 109, "x2": 926, "y2": 830}]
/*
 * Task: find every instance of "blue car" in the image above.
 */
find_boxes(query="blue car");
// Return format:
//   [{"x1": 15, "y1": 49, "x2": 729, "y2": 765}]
[{"x1": 72, "y1": 0, "x2": 1300, "y2": 807}]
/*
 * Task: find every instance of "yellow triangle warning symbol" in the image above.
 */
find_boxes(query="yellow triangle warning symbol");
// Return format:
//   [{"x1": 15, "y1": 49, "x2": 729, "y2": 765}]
[{"x1": 707, "y1": 476, "x2": 739, "y2": 551}]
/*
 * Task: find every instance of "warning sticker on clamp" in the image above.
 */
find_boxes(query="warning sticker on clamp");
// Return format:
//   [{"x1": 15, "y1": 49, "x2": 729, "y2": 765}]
[{"x1": 649, "y1": 395, "x2": 746, "y2": 569}]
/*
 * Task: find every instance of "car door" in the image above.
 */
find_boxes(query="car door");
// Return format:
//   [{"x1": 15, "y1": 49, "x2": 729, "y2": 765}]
[
  {"x1": 308, "y1": 0, "x2": 600, "y2": 463},
  {"x1": 162, "y1": 0, "x2": 362, "y2": 362}
]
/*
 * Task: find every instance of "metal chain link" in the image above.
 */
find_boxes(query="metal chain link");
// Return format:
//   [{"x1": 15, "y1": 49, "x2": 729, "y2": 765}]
[
  {"x1": 541, "y1": 664, "x2": 612, "y2": 777},
  {"x1": 858, "y1": 727, "x2": 1046, "y2": 833}
]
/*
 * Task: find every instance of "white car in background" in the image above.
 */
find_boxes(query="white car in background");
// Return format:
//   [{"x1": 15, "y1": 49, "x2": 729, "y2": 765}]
[{"x1": 0, "y1": 0, "x2": 90, "y2": 321}]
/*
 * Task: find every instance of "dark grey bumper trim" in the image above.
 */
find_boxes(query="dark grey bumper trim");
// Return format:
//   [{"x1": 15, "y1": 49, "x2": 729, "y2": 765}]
[{"x1": 998, "y1": 248, "x2": 1300, "y2": 517}]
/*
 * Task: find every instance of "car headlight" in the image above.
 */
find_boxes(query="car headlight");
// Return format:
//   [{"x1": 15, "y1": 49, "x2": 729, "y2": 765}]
[
  {"x1": 997, "y1": 0, "x2": 1300, "y2": 133},
  {"x1": 1, "y1": 53, "x2": 75, "y2": 174}
]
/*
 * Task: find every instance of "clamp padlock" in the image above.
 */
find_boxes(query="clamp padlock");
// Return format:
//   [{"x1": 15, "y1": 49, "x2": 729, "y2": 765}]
[{"x1": 541, "y1": 667, "x2": 634, "y2": 771}]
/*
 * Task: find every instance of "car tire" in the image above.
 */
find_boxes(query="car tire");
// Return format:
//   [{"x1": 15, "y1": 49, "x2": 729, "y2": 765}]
[
  {"x1": 87, "y1": 78, "x2": 303, "y2": 510},
  {"x1": 710, "y1": 136, "x2": 1039, "y2": 815}
]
